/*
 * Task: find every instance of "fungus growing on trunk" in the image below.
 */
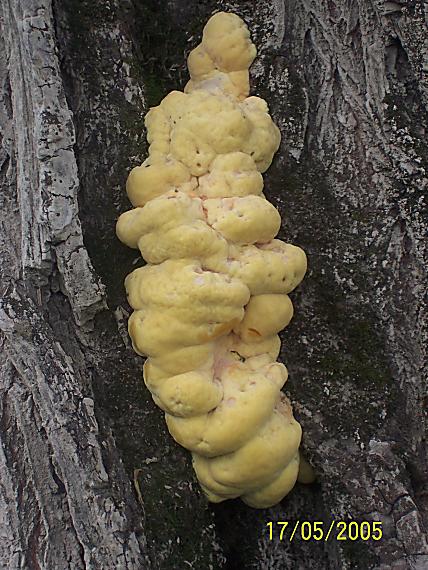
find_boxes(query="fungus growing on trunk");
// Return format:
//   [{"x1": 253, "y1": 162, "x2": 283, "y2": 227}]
[{"x1": 117, "y1": 11, "x2": 310, "y2": 508}]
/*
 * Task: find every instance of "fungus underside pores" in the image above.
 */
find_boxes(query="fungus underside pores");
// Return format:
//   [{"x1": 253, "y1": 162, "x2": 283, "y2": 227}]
[{"x1": 116, "y1": 11, "x2": 311, "y2": 508}]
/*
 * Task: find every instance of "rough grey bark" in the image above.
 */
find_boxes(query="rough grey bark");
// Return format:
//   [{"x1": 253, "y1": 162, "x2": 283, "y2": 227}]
[{"x1": 0, "y1": 1, "x2": 426, "y2": 569}]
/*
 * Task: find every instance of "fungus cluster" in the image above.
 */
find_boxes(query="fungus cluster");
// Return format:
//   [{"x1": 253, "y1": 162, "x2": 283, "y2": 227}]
[{"x1": 117, "y1": 12, "x2": 308, "y2": 508}]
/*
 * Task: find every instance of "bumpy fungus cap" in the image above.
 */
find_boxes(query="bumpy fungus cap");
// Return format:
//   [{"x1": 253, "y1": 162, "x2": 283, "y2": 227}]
[
  {"x1": 186, "y1": 12, "x2": 256, "y2": 100},
  {"x1": 116, "y1": 11, "x2": 308, "y2": 508}
]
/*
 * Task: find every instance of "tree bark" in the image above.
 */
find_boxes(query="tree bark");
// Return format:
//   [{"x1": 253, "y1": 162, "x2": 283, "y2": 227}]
[{"x1": 0, "y1": 1, "x2": 426, "y2": 569}]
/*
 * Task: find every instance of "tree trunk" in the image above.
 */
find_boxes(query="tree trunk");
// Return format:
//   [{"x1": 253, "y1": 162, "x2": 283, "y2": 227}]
[{"x1": 0, "y1": 1, "x2": 426, "y2": 569}]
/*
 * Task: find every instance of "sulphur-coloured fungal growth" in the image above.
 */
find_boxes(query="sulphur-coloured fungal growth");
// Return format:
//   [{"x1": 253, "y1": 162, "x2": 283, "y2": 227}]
[{"x1": 116, "y1": 12, "x2": 308, "y2": 508}]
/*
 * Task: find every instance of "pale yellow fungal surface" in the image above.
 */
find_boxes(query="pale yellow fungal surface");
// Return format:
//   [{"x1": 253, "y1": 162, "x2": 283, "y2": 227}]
[{"x1": 117, "y1": 11, "x2": 308, "y2": 508}]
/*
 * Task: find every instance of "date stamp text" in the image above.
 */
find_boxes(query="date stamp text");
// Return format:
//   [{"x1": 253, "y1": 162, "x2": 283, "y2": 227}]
[{"x1": 266, "y1": 521, "x2": 382, "y2": 542}]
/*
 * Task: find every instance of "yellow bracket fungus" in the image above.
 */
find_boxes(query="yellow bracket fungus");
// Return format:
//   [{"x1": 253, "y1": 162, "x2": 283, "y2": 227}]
[{"x1": 117, "y1": 12, "x2": 309, "y2": 508}]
